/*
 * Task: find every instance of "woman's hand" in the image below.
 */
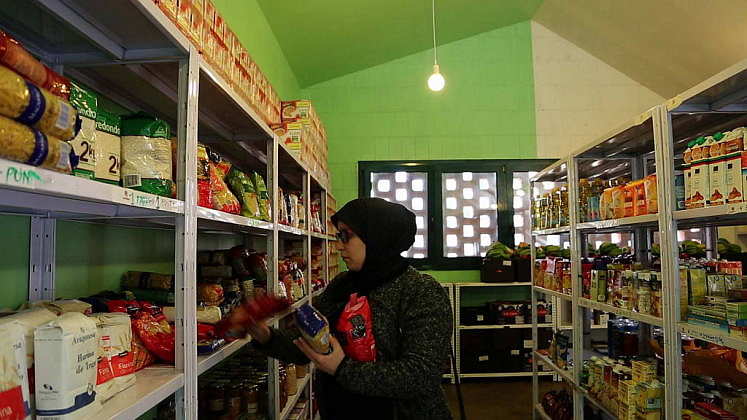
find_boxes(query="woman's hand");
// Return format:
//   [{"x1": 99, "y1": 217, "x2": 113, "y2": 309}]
[
  {"x1": 294, "y1": 335, "x2": 346, "y2": 375},
  {"x1": 246, "y1": 320, "x2": 272, "y2": 344}
]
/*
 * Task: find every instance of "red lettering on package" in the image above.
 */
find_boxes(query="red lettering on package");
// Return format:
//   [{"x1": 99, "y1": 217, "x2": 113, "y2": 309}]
[{"x1": 0, "y1": 386, "x2": 25, "y2": 420}]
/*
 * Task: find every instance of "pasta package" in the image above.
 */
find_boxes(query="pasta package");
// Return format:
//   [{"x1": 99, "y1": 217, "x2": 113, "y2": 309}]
[
  {"x1": 0, "y1": 115, "x2": 74, "y2": 173},
  {"x1": 0, "y1": 65, "x2": 78, "y2": 141},
  {"x1": 162, "y1": 306, "x2": 221, "y2": 324},
  {"x1": 121, "y1": 113, "x2": 173, "y2": 197},
  {"x1": 251, "y1": 172, "x2": 271, "y2": 221},
  {"x1": 68, "y1": 83, "x2": 97, "y2": 179},
  {"x1": 209, "y1": 162, "x2": 240, "y2": 214},
  {"x1": 0, "y1": 31, "x2": 71, "y2": 100},
  {"x1": 226, "y1": 167, "x2": 261, "y2": 219},
  {"x1": 294, "y1": 304, "x2": 332, "y2": 355},
  {"x1": 0, "y1": 321, "x2": 30, "y2": 420},
  {"x1": 34, "y1": 312, "x2": 101, "y2": 420}
]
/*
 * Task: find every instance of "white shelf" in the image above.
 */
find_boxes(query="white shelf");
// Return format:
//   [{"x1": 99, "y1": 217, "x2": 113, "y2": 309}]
[
  {"x1": 310, "y1": 231, "x2": 334, "y2": 240},
  {"x1": 559, "y1": 324, "x2": 607, "y2": 331},
  {"x1": 278, "y1": 224, "x2": 309, "y2": 237},
  {"x1": 98, "y1": 367, "x2": 183, "y2": 420},
  {"x1": 533, "y1": 286, "x2": 572, "y2": 301},
  {"x1": 532, "y1": 226, "x2": 570, "y2": 235},
  {"x1": 576, "y1": 213, "x2": 658, "y2": 231},
  {"x1": 680, "y1": 322, "x2": 747, "y2": 352},
  {"x1": 197, "y1": 336, "x2": 252, "y2": 375},
  {"x1": 460, "y1": 371, "x2": 555, "y2": 378},
  {"x1": 578, "y1": 298, "x2": 663, "y2": 327},
  {"x1": 458, "y1": 324, "x2": 553, "y2": 330},
  {"x1": 279, "y1": 373, "x2": 312, "y2": 420},
  {"x1": 196, "y1": 206, "x2": 274, "y2": 233},
  {"x1": 583, "y1": 389, "x2": 618, "y2": 419},
  {"x1": 312, "y1": 287, "x2": 325, "y2": 298},
  {"x1": 0, "y1": 159, "x2": 184, "y2": 217},
  {"x1": 456, "y1": 282, "x2": 532, "y2": 287},
  {"x1": 534, "y1": 351, "x2": 576, "y2": 386}
]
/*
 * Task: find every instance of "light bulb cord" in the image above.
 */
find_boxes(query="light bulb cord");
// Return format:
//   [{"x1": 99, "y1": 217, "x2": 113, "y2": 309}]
[{"x1": 431, "y1": 0, "x2": 438, "y2": 65}]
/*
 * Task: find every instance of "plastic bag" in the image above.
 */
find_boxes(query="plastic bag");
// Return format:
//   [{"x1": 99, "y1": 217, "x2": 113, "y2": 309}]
[
  {"x1": 131, "y1": 333, "x2": 155, "y2": 372},
  {"x1": 0, "y1": 115, "x2": 74, "y2": 173},
  {"x1": 121, "y1": 113, "x2": 173, "y2": 197},
  {"x1": 197, "y1": 144, "x2": 211, "y2": 208},
  {"x1": 226, "y1": 167, "x2": 261, "y2": 219},
  {"x1": 0, "y1": 65, "x2": 78, "y2": 141},
  {"x1": 0, "y1": 31, "x2": 70, "y2": 99},
  {"x1": 132, "y1": 311, "x2": 175, "y2": 363},
  {"x1": 336, "y1": 293, "x2": 376, "y2": 362},
  {"x1": 209, "y1": 162, "x2": 241, "y2": 214},
  {"x1": 251, "y1": 172, "x2": 272, "y2": 221}
]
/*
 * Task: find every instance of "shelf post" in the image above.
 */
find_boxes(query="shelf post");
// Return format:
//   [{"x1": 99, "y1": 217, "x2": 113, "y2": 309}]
[
  {"x1": 268, "y1": 134, "x2": 281, "y2": 419},
  {"x1": 653, "y1": 104, "x2": 682, "y2": 420},
  {"x1": 567, "y1": 157, "x2": 584, "y2": 419},
  {"x1": 174, "y1": 46, "x2": 199, "y2": 419},
  {"x1": 28, "y1": 217, "x2": 56, "y2": 301}
]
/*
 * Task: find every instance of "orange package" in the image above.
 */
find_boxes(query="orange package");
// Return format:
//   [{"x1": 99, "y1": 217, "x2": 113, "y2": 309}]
[
  {"x1": 632, "y1": 180, "x2": 647, "y2": 216},
  {"x1": 623, "y1": 183, "x2": 636, "y2": 218},
  {"x1": 644, "y1": 174, "x2": 658, "y2": 214},
  {"x1": 0, "y1": 31, "x2": 70, "y2": 99}
]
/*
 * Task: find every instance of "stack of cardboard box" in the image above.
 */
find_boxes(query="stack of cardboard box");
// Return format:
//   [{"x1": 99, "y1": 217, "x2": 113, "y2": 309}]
[{"x1": 272, "y1": 100, "x2": 330, "y2": 185}]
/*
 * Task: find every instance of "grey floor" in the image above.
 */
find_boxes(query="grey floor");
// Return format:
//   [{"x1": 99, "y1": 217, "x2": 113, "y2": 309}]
[{"x1": 444, "y1": 379, "x2": 565, "y2": 420}]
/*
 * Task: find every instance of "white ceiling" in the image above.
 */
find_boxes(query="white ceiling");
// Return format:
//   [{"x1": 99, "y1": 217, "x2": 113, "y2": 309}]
[{"x1": 534, "y1": 0, "x2": 747, "y2": 98}]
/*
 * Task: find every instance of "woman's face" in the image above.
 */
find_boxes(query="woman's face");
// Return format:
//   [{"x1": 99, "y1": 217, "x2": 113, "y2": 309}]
[{"x1": 336, "y1": 222, "x2": 366, "y2": 272}]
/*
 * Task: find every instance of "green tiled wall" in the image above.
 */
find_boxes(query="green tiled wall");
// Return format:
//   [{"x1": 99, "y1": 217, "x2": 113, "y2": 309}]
[{"x1": 303, "y1": 22, "x2": 536, "y2": 283}]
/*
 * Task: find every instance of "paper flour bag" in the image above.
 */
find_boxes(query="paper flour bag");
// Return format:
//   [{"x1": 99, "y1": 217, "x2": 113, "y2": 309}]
[
  {"x1": 0, "y1": 321, "x2": 30, "y2": 419},
  {"x1": 34, "y1": 312, "x2": 100, "y2": 420},
  {"x1": 0, "y1": 308, "x2": 56, "y2": 409},
  {"x1": 91, "y1": 313, "x2": 135, "y2": 402}
]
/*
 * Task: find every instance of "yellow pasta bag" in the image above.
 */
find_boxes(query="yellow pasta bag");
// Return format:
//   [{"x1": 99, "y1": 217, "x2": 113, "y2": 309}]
[
  {"x1": 0, "y1": 65, "x2": 78, "y2": 141},
  {"x1": 0, "y1": 115, "x2": 73, "y2": 172}
]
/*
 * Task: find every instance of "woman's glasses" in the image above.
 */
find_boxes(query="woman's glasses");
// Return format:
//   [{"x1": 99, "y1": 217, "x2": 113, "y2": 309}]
[{"x1": 336, "y1": 230, "x2": 352, "y2": 243}]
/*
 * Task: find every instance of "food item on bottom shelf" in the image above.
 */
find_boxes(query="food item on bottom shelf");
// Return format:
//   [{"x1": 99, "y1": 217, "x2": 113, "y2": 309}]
[
  {"x1": 122, "y1": 271, "x2": 173, "y2": 290},
  {"x1": 0, "y1": 31, "x2": 70, "y2": 99},
  {"x1": 0, "y1": 65, "x2": 78, "y2": 142},
  {"x1": 121, "y1": 113, "x2": 173, "y2": 197},
  {"x1": 584, "y1": 356, "x2": 662, "y2": 419},
  {"x1": 541, "y1": 390, "x2": 572, "y2": 420},
  {"x1": 0, "y1": 321, "x2": 30, "y2": 420},
  {"x1": 90, "y1": 312, "x2": 135, "y2": 402},
  {"x1": 94, "y1": 110, "x2": 121, "y2": 185},
  {"x1": 68, "y1": 82, "x2": 97, "y2": 179},
  {"x1": 336, "y1": 293, "x2": 376, "y2": 362},
  {"x1": 0, "y1": 115, "x2": 74, "y2": 173},
  {"x1": 295, "y1": 304, "x2": 332, "y2": 355},
  {"x1": 34, "y1": 312, "x2": 101, "y2": 420},
  {"x1": 226, "y1": 167, "x2": 262, "y2": 219}
]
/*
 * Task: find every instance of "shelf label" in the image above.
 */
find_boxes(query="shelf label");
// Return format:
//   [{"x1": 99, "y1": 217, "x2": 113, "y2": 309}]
[
  {"x1": 524, "y1": 340, "x2": 534, "y2": 348},
  {"x1": 133, "y1": 192, "x2": 159, "y2": 209},
  {"x1": 682, "y1": 327, "x2": 726, "y2": 346},
  {"x1": 2, "y1": 165, "x2": 44, "y2": 188}
]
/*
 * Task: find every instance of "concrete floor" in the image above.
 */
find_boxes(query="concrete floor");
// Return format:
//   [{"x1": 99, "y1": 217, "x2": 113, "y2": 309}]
[{"x1": 444, "y1": 379, "x2": 566, "y2": 420}]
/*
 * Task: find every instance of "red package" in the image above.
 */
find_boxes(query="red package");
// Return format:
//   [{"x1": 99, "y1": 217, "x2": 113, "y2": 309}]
[
  {"x1": 0, "y1": 31, "x2": 70, "y2": 99},
  {"x1": 131, "y1": 333, "x2": 156, "y2": 372},
  {"x1": 209, "y1": 162, "x2": 241, "y2": 214},
  {"x1": 0, "y1": 385, "x2": 25, "y2": 420},
  {"x1": 107, "y1": 300, "x2": 141, "y2": 315},
  {"x1": 197, "y1": 323, "x2": 216, "y2": 341},
  {"x1": 132, "y1": 312, "x2": 175, "y2": 363},
  {"x1": 336, "y1": 293, "x2": 376, "y2": 362},
  {"x1": 694, "y1": 402, "x2": 738, "y2": 419},
  {"x1": 215, "y1": 293, "x2": 290, "y2": 341}
]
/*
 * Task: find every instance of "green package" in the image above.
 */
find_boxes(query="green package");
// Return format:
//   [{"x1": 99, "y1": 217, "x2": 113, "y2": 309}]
[
  {"x1": 689, "y1": 268, "x2": 707, "y2": 305},
  {"x1": 94, "y1": 110, "x2": 121, "y2": 185},
  {"x1": 251, "y1": 172, "x2": 272, "y2": 221},
  {"x1": 226, "y1": 167, "x2": 261, "y2": 219},
  {"x1": 69, "y1": 82, "x2": 98, "y2": 179},
  {"x1": 120, "y1": 113, "x2": 173, "y2": 197}
]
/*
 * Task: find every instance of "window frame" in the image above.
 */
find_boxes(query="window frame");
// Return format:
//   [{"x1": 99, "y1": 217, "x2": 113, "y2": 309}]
[{"x1": 359, "y1": 159, "x2": 556, "y2": 270}]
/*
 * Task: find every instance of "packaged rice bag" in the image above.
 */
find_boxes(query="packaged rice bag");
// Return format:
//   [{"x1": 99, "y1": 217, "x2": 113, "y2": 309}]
[
  {"x1": 121, "y1": 113, "x2": 173, "y2": 197},
  {"x1": 94, "y1": 110, "x2": 121, "y2": 185},
  {"x1": 0, "y1": 321, "x2": 30, "y2": 420},
  {"x1": 0, "y1": 115, "x2": 75, "y2": 173},
  {"x1": 295, "y1": 304, "x2": 331, "y2": 355},
  {"x1": 68, "y1": 83, "x2": 96, "y2": 179},
  {"x1": 0, "y1": 65, "x2": 78, "y2": 141},
  {"x1": 227, "y1": 167, "x2": 261, "y2": 219},
  {"x1": 34, "y1": 312, "x2": 101, "y2": 420},
  {"x1": 0, "y1": 31, "x2": 70, "y2": 99}
]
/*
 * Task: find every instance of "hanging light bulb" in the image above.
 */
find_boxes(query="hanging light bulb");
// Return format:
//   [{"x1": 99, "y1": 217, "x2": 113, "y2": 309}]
[
  {"x1": 427, "y1": 0, "x2": 445, "y2": 92},
  {"x1": 428, "y1": 64, "x2": 445, "y2": 91}
]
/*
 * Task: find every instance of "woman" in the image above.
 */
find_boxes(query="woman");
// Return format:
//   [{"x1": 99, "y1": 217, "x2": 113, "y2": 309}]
[{"x1": 248, "y1": 197, "x2": 453, "y2": 420}]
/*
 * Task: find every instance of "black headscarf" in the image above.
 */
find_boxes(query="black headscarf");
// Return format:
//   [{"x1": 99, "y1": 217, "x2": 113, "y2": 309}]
[{"x1": 331, "y1": 198, "x2": 416, "y2": 296}]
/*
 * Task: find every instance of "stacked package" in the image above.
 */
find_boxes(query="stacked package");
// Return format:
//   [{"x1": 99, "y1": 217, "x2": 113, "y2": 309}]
[
  {"x1": 273, "y1": 100, "x2": 330, "y2": 184},
  {"x1": 682, "y1": 128, "x2": 746, "y2": 209},
  {"x1": 154, "y1": 0, "x2": 281, "y2": 125}
]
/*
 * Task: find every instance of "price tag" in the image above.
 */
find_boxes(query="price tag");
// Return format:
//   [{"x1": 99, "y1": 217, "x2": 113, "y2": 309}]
[
  {"x1": 478, "y1": 355, "x2": 489, "y2": 362},
  {"x1": 503, "y1": 260, "x2": 513, "y2": 267},
  {"x1": 476, "y1": 315, "x2": 484, "y2": 322},
  {"x1": 133, "y1": 192, "x2": 158, "y2": 209},
  {"x1": 524, "y1": 340, "x2": 534, "y2": 349},
  {"x1": 511, "y1": 350, "x2": 520, "y2": 356}
]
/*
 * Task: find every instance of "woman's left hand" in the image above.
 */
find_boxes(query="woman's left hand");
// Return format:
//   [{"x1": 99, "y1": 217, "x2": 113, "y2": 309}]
[{"x1": 294, "y1": 335, "x2": 346, "y2": 375}]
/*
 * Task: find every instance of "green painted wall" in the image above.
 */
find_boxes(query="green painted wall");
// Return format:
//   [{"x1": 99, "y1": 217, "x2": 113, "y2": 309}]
[
  {"x1": 212, "y1": 0, "x2": 301, "y2": 99},
  {"x1": 302, "y1": 22, "x2": 536, "y2": 283}
]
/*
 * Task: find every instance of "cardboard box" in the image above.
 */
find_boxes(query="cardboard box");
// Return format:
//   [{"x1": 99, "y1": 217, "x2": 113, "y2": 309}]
[
  {"x1": 272, "y1": 121, "x2": 303, "y2": 155},
  {"x1": 94, "y1": 110, "x2": 121, "y2": 185},
  {"x1": 684, "y1": 164, "x2": 692, "y2": 208},
  {"x1": 282, "y1": 100, "x2": 312, "y2": 122},
  {"x1": 724, "y1": 153, "x2": 743, "y2": 203},
  {"x1": 741, "y1": 152, "x2": 747, "y2": 206},
  {"x1": 690, "y1": 160, "x2": 709, "y2": 208},
  {"x1": 158, "y1": 0, "x2": 177, "y2": 21},
  {"x1": 708, "y1": 157, "x2": 726, "y2": 206}
]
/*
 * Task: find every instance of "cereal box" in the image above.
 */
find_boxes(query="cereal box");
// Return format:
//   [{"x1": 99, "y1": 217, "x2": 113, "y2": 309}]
[{"x1": 708, "y1": 157, "x2": 726, "y2": 206}]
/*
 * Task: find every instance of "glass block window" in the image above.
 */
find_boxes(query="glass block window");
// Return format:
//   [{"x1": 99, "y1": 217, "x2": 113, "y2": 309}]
[
  {"x1": 442, "y1": 172, "x2": 497, "y2": 257},
  {"x1": 370, "y1": 172, "x2": 428, "y2": 258}
]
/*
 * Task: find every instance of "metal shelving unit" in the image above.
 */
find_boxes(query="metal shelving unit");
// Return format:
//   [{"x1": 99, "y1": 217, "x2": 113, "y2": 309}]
[
  {"x1": 0, "y1": 2, "x2": 335, "y2": 419},
  {"x1": 530, "y1": 56, "x2": 747, "y2": 420}
]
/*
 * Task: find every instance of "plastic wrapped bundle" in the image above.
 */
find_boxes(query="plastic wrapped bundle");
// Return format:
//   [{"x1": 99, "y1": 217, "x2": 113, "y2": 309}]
[
  {"x1": 121, "y1": 113, "x2": 173, "y2": 197},
  {"x1": 0, "y1": 31, "x2": 70, "y2": 99},
  {"x1": 0, "y1": 65, "x2": 78, "y2": 141}
]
